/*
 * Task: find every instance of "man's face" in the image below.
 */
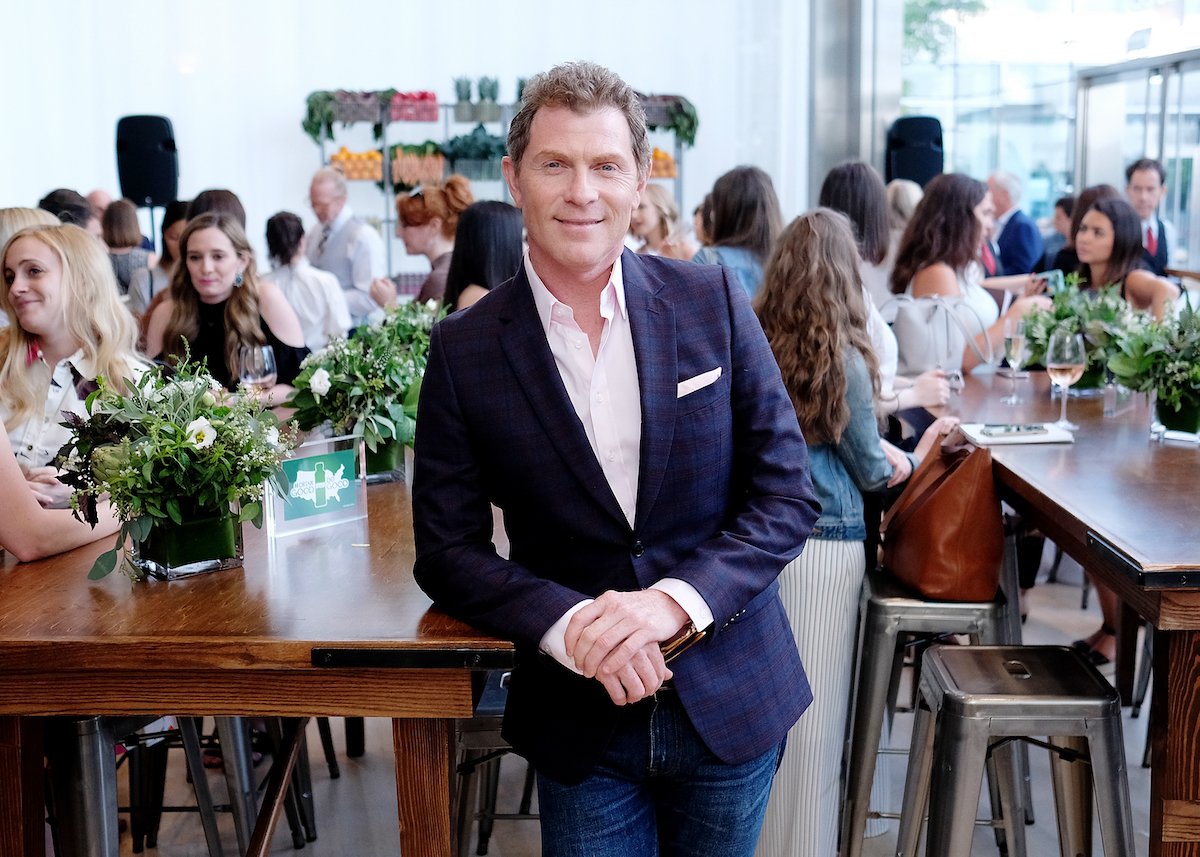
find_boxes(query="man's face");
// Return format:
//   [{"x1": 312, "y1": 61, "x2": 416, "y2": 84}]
[
  {"x1": 310, "y1": 180, "x2": 345, "y2": 225},
  {"x1": 503, "y1": 105, "x2": 645, "y2": 284},
  {"x1": 1127, "y1": 168, "x2": 1166, "y2": 221},
  {"x1": 986, "y1": 178, "x2": 1012, "y2": 215}
]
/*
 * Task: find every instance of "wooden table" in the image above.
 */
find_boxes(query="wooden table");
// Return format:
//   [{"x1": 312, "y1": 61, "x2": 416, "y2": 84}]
[
  {"x1": 0, "y1": 483, "x2": 513, "y2": 856},
  {"x1": 959, "y1": 372, "x2": 1200, "y2": 856}
]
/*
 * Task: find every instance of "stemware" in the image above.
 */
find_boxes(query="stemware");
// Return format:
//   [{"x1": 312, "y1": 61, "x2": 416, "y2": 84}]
[
  {"x1": 238, "y1": 345, "x2": 278, "y2": 394},
  {"x1": 1000, "y1": 318, "x2": 1029, "y2": 406},
  {"x1": 1046, "y1": 329, "x2": 1086, "y2": 431}
]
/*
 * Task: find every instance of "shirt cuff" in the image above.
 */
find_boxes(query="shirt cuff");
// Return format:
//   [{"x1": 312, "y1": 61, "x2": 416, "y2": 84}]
[
  {"x1": 651, "y1": 578, "x2": 714, "y2": 632},
  {"x1": 537, "y1": 599, "x2": 594, "y2": 675}
]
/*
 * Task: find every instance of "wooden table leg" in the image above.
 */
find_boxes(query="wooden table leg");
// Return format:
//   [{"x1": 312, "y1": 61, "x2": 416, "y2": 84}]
[
  {"x1": 0, "y1": 716, "x2": 44, "y2": 857},
  {"x1": 1150, "y1": 629, "x2": 1200, "y2": 856},
  {"x1": 393, "y1": 718, "x2": 454, "y2": 857}
]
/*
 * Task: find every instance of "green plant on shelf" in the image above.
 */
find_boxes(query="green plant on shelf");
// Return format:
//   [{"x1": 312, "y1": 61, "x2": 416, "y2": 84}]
[
  {"x1": 442, "y1": 124, "x2": 507, "y2": 162},
  {"x1": 662, "y1": 97, "x2": 699, "y2": 148},
  {"x1": 478, "y1": 76, "x2": 500, "y2": 103},
  {"x1": 454, "y1": 77, "x2": 473, "y2": 103},
  {"x1": 302, "y1": 91, "x2": 337, "y2": 144}
]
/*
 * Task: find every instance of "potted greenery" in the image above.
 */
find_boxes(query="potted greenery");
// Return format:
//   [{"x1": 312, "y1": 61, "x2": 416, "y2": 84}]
[
  {"x1": 477, "y1": 76, "x2": 501, "y2": 122},
  {"x1": 287, "y1": 300, "x2": 441, "y2": 477},
  {"x1": 1023, "y1": 276, "x2": 1143, "y2": 393},
  {"x1": 57, "y1": 359, "x2": 295, "y2": 580},
  {"x1": 302, "y1": 91, "x2": 337, "y2": 144},
  {"x1": 1108, "y1": 298, "x2": 1200, "y2": 433},
  {"x1": 640, "y1": 94, "x2": 700, "y2": 148},
  {"x1": 453, "y1": 77, "x2": 475, "y2": 123},
  {"x1": 442, "y1": 124, "x2": 507, "y2": 181}
]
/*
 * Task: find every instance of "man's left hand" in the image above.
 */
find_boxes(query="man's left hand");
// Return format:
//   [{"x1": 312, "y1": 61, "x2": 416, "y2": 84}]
[{"x1": 565, "y1": 589, "x2": 689, "y2": 701}]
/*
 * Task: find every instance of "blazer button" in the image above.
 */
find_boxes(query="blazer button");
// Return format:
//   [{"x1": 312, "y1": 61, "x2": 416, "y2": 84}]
[{"x1": 631, "y1": 540, "x2": 645, "y2": 558}]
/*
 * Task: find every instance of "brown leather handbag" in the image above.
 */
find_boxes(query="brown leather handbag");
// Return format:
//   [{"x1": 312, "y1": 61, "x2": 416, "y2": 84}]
[{"x1": 879, "y1": 436, "x2": 1004, "y2": 601}]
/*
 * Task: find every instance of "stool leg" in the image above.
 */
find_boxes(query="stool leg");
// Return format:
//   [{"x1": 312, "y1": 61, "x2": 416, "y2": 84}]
[
  {"x1": 1085, "y1": 718, "x2": 1136, "y2": 857},
  {"x1": 476, "y1": 755, "x2": 502, "y2": 855},
  {"x1": 925, "y1": 713, "x2": 991, "y2": 857},
  {"x1": 214, "y1": 716, "x2": 256, "y2": 855},
  {"x1": 840, "y1": 604, "x2": 898, "y2": 857},
  {"x1": 316, "y1": 716, "x2": 341, "y2": 778},
  {"x1": 988, "y1": 738, "x2": 1028, "y2": 857},
  {"x1": 1047, "y1": 735, "x2": 1092, "y2": 857},
  {"x1": 177, "y1": 718, "x2": 224, "y2": 857},
  {"x1": 456, "y1": 748, "x2": 483, "y2": 857},
  {"x1": 895, "y1": 700, "x2": 936, "y2": 857},
  {"x1": 1131, "y1": 625, "x2": 1153, "y2": 718},
  {"x1": 344, "y1": 716, "x2": 366, "y2": 757}
]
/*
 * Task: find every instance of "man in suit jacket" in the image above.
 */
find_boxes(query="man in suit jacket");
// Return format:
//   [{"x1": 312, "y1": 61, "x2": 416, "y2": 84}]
[
  {"x1": 988, "y1": 171, "x2": 1044, "y2": 275},
  {"x1": 1126, "y1": 157, "x2": 1175, "y2": 277},
  {"x1": 412, "y1": 62, "x2": 819, "y2": 856}
]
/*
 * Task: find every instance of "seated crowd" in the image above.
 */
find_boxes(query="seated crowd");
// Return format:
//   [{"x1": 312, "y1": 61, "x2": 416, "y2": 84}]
[{"x1": 0, "y1": 104, "x2": 1183, "y2": 854}]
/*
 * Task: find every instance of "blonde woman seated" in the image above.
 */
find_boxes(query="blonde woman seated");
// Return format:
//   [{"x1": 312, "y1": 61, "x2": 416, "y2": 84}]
[
  {"x1": 630, "y1": 184, "x2": 698, "y2": 260},
  {"x1": 0, "y1": 207, "x2": 59, "y2": 330},
  {"x1": 753, "y1": 208, "x2": 956, "y2": 857},
  {"x1": 1, "y1": 223, "x2": 145, "y2": 506}
]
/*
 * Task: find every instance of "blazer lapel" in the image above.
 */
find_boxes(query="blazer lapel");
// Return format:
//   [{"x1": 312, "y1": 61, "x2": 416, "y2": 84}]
[
  {"x1": 623, "y1": 252, "x2": 677, "y2": 529},
  {"x1": 497, "y1": 269, "x2": 629, "y2": 527}
]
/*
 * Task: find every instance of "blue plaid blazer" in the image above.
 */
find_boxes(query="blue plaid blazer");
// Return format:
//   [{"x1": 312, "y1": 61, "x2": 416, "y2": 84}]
[{"x1": 412, "y1": 250, "x2": 819, "y2": 783}]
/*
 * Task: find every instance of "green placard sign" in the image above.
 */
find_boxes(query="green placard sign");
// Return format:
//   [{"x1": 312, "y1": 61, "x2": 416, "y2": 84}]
[{"x1": 281, "y1": 448, "x2": 358, "y2": 520}]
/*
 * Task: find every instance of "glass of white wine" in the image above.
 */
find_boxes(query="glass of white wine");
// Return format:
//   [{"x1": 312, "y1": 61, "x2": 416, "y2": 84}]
[
  {"x1": 238, "y1": 345, "x2": 278, "y2": 395},
  {"x1": 1046, "y1": 329, "x2": 1085, "y2": 431},
  {"x1": 1000, "y1": 318, "x2": 1028, "y2": 405}
]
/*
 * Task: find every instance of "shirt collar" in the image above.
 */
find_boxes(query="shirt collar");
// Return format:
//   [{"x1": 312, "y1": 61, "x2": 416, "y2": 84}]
[
  {"x1": 328, "y1": 205, "x2": 353, "y2": 232},
  {"x1": 1140, "y1": 216, "x2": 1157, "y2": 232},
  {"x1": 995, "y1": 207, "x2": 1016, "y2": 231},
  {"x1": 524, "y1": 249, "x2": 627, "y2": 334}
]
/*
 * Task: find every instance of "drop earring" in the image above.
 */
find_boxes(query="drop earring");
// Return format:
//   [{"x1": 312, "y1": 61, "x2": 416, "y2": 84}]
[{"x1": 234, "y1": 272, "x2": 244, "y2": 288}]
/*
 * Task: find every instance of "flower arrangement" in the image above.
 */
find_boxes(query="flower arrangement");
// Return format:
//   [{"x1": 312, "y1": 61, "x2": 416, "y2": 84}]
[
  {"x1": 287, "y1": 299, "x2": 441, "y2": 453},
  {"x1": 1023, "y1": 275, "x2": 1144, "y2": 387},
  {"x1": 1108, "y1": 297, "x2": 1200, "y2": 416},
  {"x1": 56, "y1": 359, "x2": 296, "y2": 580}
]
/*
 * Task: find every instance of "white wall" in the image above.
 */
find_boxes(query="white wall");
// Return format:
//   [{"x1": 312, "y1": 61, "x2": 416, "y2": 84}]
[{"x1": 0, "y1": 0, "x2": 810, "y2": 267}]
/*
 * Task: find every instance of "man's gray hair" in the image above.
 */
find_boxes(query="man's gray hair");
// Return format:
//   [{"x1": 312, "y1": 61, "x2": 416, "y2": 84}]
[
  {"x1": 507, "y1": 61, "x2": 650, "y2": 178},
  {"x1": 989, "y1": 170, "x2": 1022, "y2": 203},
  {"x1": 311, "y1": 166, "x2": 348, "y2": 198}
]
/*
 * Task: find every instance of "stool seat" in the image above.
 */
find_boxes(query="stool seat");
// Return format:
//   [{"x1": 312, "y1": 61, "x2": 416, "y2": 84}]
[{"x1": 897, "y1": 644, "x2": 1135, "y2": 857}]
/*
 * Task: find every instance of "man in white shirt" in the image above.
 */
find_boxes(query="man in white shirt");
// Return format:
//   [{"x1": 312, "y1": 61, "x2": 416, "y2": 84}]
[
  {"x1": 306, "y1": 167, "x2": 385, "y2": 326},
  {"x1": 1126, "y1": 157, "x2": 1180, "y2": 276}
]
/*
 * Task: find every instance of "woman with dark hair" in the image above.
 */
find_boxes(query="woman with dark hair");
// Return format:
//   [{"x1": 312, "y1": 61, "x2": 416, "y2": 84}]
[
  {"x1": 145, "y1": 212, "x2": 307, "y2": 396},
  {"x1": 1051, "y1": 184, "x2": 1120, "y2": 273},
  {"x1": 371, "y1": 176, "x2": 475, "y2": 308},
  {"x1": 129, "y1": 199, "x2": 189, "y2": 318},
  {"x1": 819, "y1": 162, "x2": 949, "y2": 415},
  {"x1": 443, "y1": 201, "x2": 524, "y2": 311},
  {"x1": 891, "y1": 173, "x2": 1049, "y2": 372},
  {"x1": 186, "y1": 189, "x2": 247, "y2": 227},
  {"x1": 1077, "y1": 197, "x2": 1178, "y2": 317},
  {"x1": 263, "y1": 211, "x2": 351, "y2": 350},
  {"x1": 102, "y1": 199, "x2": 156, "y2": 296},
  {"x1": 753, "y1": 209, "x2": 954, "y2": 857},
  {"x1": 693, "y1": 166, "x2": 783, "y2": 298}
]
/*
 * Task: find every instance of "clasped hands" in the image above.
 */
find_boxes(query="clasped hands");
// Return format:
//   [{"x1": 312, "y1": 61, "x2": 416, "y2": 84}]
[{"x1": 564, "y1": 589, "x2": 690, "y2": 706}]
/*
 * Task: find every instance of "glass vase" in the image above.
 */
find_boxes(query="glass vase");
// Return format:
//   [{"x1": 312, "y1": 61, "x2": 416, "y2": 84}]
[
  {"x1": 132, "y1": 512, "x2": 244, "y2": 581},
  {"x1": 364, "y1": 438, "x2": 402, "y2": 484},
  {"x1": 1157, "y1": 391, "x2": 1200, "y2": 435}
]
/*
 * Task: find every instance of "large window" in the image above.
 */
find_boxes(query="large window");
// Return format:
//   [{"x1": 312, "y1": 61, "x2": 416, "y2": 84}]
[{"x1": 902, "y1": 1, "x2": 1200, "y2": 231}]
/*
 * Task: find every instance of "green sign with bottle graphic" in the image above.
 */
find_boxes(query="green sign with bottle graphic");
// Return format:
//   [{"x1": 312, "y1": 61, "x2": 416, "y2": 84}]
[{"x1": 280, "y1": 448, "x2": 358, "y2": 520}]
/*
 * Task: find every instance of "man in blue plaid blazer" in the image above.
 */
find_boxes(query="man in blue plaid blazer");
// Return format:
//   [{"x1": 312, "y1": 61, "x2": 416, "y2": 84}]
[{"x1": 412, "y1": 61, "x2": 819, "y2": 857}]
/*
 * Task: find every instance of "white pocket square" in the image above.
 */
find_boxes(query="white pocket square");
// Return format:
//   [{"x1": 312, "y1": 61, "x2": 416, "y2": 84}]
[{"x1": 677, "y1": 367, "x2": 722, "y2": 398}]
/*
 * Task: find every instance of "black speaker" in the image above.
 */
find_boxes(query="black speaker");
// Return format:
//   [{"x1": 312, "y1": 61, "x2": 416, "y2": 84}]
[
  {"x1": 885, "y1": 116, "x2": 943, "y2": 188},
  {"x1": 116, "y1": 115, "x2": 178, "y2": 207}
]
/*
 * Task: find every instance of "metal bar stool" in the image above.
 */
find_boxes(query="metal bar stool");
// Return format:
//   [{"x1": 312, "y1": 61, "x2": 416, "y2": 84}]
[
  {"x1": 896, "y1": 645, "x2": 1135, "y2": 857},
  {"x1": 841, "y1": 569, "x2": 1010, "y2": 857}
]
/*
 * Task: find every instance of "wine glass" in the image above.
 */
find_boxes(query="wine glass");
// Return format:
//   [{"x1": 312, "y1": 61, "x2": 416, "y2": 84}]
[
  {"x1": 1046, "y1": 329, "x2": 1086, "y2": 431},
  {"x1": 1000, "y1": 318, "x2": 1028, "y2": 406},
  {"x1": 238, "y1": 345, "x2": 278, "y2": 395}
]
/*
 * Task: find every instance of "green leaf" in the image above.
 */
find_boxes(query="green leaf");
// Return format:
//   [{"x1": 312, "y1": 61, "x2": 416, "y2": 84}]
[
  {"x1": 128, "y1": 516, "x2": 153, "y2": 543},
  {"x1": 88, "y1": 548, "x2": 120, "y2": 580},
  {"x1": 239, "y1": 501, "x2": 261, "y2": 524},
  {"x1": 166, "y1": 498, "x2": 182, "y2": 526}
]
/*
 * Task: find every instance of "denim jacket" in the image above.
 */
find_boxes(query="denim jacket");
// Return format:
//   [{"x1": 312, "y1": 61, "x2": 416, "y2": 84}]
[
  {"x1": 693, "y1": 246, "x2": 764, "y2": 299},
  {"x1": 808, "y1": 349, "x2": 918, "y2": 541}
]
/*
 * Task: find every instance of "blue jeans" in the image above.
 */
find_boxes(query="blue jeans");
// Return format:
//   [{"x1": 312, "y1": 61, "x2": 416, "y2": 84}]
[{"x1": 537, "y1": 687, "x2": 784, "y2": 857}]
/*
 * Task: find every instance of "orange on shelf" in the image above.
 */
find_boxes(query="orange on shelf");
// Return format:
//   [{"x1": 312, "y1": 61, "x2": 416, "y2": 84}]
[
  {"x1": 329, "y1": 146, "x2": 383, "y2": 182},
  {"x1": 650, "y1": 146, "x2": 677, "y2": 179}
]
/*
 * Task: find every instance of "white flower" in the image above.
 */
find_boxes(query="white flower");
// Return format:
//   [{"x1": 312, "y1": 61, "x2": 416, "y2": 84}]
[
  {"x1": 264, "y1": 426, "x2": 280, "y2": 448},
  {"x1": 185, "y1": 417, "x2": 216, "y2": 449},
  {"x1": 425, "y1": 299, "x2": 439, "y2": 312},
  {"x1": 310, "y1": 367, "x2": 332, "y2": 398}
]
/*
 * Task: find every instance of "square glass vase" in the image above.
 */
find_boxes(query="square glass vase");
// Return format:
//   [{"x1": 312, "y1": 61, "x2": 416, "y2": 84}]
[{"x1": 131, "y1": 514, "x2": 244, "y2": 581}]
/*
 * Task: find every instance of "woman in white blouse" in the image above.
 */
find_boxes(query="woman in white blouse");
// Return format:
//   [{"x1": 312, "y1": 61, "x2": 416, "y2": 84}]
[{"x1": 263, "y1": 211, "x2": 352, "y2": 350}]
